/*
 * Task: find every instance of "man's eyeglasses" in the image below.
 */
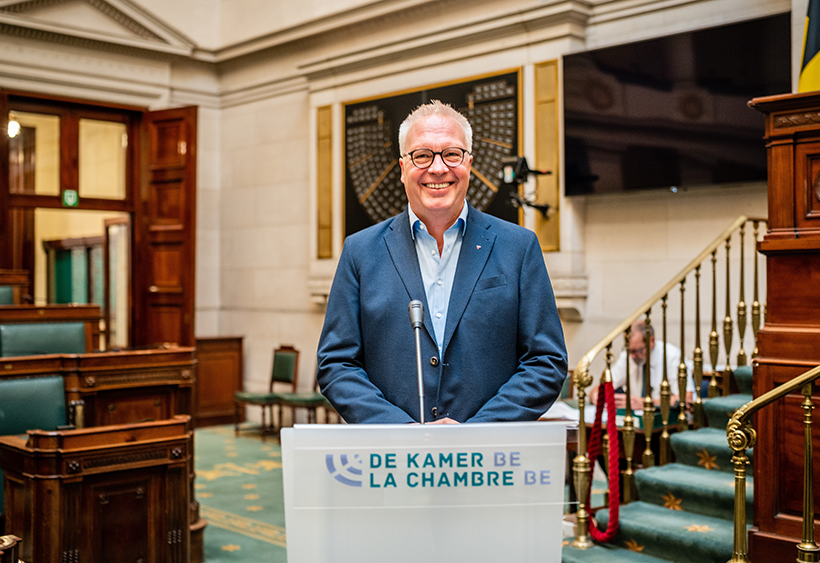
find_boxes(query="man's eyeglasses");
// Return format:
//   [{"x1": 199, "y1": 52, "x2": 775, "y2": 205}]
[
  {"x1": 403, "y1": 147, "x2": 470, "y2": 169},
  {"x1": 629, "y1": 346, "x2": 646, "y2": 355}
]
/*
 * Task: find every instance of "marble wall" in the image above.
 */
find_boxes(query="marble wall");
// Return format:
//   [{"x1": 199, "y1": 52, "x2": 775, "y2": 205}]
[{"x1": 0, "y1": 0, "x2": 798, "y2": 404}]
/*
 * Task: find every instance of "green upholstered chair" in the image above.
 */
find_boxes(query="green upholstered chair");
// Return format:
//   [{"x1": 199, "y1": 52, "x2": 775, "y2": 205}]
[
  {"x1": 0, "y1": 287, "x2": 13, "y2": 305},
  {"x1": 0, "y1": 322, "x2": 86, "y2": 357},
  {"x1": 0, "y1": 375, "x2": 68, "y2": 517},
  {"x1": 234, "y1": 345, "x2": 299, "y2": 440},
  {"x1": 276, "y1": 370, "x2": 336, "y2": 426}
]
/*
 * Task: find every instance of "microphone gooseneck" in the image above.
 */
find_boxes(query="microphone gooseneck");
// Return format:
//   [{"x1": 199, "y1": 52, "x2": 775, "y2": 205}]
[{"x1": 408, "y1": 300, "x2": 426, "y2": 424}]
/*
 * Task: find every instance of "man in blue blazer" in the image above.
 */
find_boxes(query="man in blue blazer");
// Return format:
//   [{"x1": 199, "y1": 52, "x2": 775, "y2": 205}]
[{"x1": 317, "y1": 100, "x2": 567, "y2": 424}]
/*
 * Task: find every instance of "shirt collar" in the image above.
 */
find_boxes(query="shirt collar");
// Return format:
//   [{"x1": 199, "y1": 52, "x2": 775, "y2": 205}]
[{"x1": 408, "y1": 201, "x2": 469, "y2": 240}]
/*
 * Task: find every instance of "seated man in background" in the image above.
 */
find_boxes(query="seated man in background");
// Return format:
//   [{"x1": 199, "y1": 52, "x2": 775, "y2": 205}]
[{"x1": 590, "y1": 320, "x2": 694, "y2": 411}]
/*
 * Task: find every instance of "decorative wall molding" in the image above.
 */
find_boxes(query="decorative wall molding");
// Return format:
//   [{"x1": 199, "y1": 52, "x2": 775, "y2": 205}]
[
  {"x1": 551, "y1": 275, "x2": 589, "y2": 322},
  {"x1": 0, "y1": 0, "x2": 196, "y2": 56}
]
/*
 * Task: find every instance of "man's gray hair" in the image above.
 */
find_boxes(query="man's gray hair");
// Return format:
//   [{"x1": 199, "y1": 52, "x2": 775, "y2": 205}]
[
  {"x1": 631, "y1": 320, "x2": 655, "y2": 339},
  {"x1": 398, "y1": 100, "x2": 473, "y2": 155}
]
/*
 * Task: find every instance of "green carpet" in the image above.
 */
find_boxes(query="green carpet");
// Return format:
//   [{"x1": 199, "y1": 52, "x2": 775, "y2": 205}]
[{"x1": 194, "y1": 425, "x2": 287, "y2": 562}]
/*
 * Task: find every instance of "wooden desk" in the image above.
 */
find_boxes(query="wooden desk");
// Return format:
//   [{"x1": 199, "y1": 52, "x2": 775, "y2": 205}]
[
  {"x1": 0, "y1": 304, "x2": 101, "y2": 352},
  {"x1": 0, "y1": 270, "x2": 29, "y2": 304},
  {"x1": 0, "y1": 348, "x2": 205, "y2": 562},
  {"x1": 0, "y1": 347, "x2": 196, "y2": 427},
  {"x1": 0, "y1": 416, "x2": 191, "y2": 563}
]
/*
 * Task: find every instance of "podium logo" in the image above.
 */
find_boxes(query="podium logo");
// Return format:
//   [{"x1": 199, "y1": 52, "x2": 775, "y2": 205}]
[{"x1": 325, "y1": 453, "x2": 364, "y2": 487}]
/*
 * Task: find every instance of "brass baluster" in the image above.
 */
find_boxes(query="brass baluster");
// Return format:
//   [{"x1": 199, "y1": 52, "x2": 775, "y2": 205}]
[
  {"x1": 797, "y1": 384, "x2": 819, "y2": 562},
  {"x1": 709, "y1": 251, "x2": 720, "y2": 398},
  {"x1": 736, "y1": 223, "x2": 748, "y2": 367},
  {"x1": 727, "y1": 417, "x2": 754, "y2": 563},
  {"x1": 751, "y1": 220, "x2": 762, "y2": 358},
  {"x1": 691, "y1": 265, "x2": 704, "y2": 429},
  {"x1": 723, "y1": 237, "x2": 734, "y2": 396},
  {"x1": 622, "y1": 327, "x2": 637, "y2": 504},
  {"x1": 571, "y1": 366, "x2": 594, "y2": 549},
  {"x1": 642, "y1": 312, "x2": 655, "y2": 468},
  {"x1": 660, "y1": 295, "x2": 671, "y2": 465},
  {"x1": 602, "y1": 345, "x2": 614, "y2": 508}
]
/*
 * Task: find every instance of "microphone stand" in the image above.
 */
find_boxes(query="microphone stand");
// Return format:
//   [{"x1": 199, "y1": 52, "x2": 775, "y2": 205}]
[{"x1": 408, "y1": 300, "x2": 426, "y2": 424}]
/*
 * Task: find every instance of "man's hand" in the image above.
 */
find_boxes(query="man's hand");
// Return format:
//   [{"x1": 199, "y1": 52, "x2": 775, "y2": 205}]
[
  {"x1": 613, "y1": 393, "x2": 644, "y2": 411},
  {"x1": 427, "y1": 417, "x2": 460, "y2": 425}
]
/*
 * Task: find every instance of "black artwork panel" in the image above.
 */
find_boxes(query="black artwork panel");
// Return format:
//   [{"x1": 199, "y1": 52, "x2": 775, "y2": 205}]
[{"x1": 344, "y1": 71, "x2": 520, "y2": 237}]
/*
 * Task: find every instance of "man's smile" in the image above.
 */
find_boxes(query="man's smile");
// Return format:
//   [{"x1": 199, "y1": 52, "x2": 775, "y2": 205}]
[{"x1": 424, "y1": 182, "x2": 452, "y2": 189}]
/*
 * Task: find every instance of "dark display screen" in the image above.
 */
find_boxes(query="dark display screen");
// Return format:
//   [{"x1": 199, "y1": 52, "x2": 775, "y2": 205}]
[{"x1": 563, "y1": 14, "x2": 791, "y2": 196}]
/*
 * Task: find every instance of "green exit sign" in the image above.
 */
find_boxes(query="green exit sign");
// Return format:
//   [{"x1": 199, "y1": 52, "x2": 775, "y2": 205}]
[{"x1": 62, "y1": 190, "x2": 79, "y2": 207}]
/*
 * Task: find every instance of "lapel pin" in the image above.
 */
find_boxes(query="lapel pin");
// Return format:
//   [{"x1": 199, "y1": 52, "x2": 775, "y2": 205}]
[{"x1": 476, "y1": 245, "x2": 481, "y2": 250}]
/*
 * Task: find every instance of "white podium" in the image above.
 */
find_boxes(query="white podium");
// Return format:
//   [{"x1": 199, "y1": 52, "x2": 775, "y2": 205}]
[{"x1": 281, "y1": 422, "x2": 567, "y2": 562}]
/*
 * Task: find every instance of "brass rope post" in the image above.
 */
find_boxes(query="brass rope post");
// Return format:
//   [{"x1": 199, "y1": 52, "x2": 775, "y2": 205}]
[
  {"x1": 691, "y1": 265, "x2": 704, "y2": 430},
  {"x1": 709, "y1": 250, "x2": 720, "y2": 398},
  {"x1": 797, "y1": 384, "x2": 819, "y2": 563},
  {"x1": 751, "y1": 220, "x2": 762, "y2": 358},
  {"x1": 622, "y1": 327, "x2": 636, "y2": 504},
  {"x1": 603, "y1": 345, "x2": 614, "y2": 508},
  {"x1": 660, "y1": 295, "x2": 671, "y2": 465},
  {"x1": 723, "y1": 237, "x2": 734, "y2": 396},
  {"x1": 642, "y1": 312, "x2": 655, "y2": 468},
  {"x1": 736, "y1": 223, "x2": 747, "y2": 367},
  {"x1": 571, "y1": 366, "x2": 594, "y2": 549}
]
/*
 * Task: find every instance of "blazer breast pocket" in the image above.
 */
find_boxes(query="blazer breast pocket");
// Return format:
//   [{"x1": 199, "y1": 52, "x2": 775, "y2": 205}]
[{"x1": 475, "y1": 275, "x2": 507, "y2": 291}]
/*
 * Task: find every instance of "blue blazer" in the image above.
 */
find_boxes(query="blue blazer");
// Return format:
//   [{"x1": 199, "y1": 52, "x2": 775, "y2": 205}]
[{"x1": 317, "y1": 205, "x2": 567, "y2": 423}]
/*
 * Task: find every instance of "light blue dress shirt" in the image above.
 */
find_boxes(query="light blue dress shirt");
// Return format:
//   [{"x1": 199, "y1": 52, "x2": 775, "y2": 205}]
[{"x1": 408, "y1": 203, "x2": 468, "y2": 357}]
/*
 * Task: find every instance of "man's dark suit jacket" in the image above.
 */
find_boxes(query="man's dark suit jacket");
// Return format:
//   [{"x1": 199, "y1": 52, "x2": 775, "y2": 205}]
[{"x1": 317, "y1": 204, "x2": 567, "y2": 423}]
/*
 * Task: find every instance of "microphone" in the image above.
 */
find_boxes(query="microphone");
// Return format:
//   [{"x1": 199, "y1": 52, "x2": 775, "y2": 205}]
[
  {"x1": 408, "y1": 300, "x2": 426, "y2": 424},
  {"x1": 409, "y1": 300, "x2": 424, "y2": 329}
]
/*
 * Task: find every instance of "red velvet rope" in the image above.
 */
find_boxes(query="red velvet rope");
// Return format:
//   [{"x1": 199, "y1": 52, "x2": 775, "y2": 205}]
[{"x1": 586, "y1": 381, "x2": 620, "y2": 542}]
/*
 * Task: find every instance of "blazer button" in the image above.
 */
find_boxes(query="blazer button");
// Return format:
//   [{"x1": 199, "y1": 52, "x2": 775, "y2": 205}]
[
  {"x1": 430, "y1": 357, "x2": 439, "y2": 366},
  {"x1": 432, "y1": 407, "x2": 438, "y2": 418}
]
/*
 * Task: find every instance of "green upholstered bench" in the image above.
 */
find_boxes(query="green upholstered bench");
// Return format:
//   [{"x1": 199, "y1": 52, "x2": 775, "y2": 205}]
[
  {"x1": 0, "y1": 375, "x2": 68, "y2": 513},
  {"x1": 0, "y1": 322, "x2": 86, "y2": 357},
  {"x1": 0, "y1": 287, "x2": 12, "y2": 305}
]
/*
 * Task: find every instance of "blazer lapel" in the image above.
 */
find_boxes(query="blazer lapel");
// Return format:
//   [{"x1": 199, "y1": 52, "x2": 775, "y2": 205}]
[
  {"x1": 442, "y1": 207, "x2": 496, "y2": 355},
  {"x1": 383, "y1": 209, "x2": 435, "y2": 341}
]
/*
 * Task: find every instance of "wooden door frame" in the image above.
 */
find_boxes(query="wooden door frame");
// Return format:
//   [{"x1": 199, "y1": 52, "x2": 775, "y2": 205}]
[{"x1": 0, "y1": 91, "x2": 197, "y2": 348}]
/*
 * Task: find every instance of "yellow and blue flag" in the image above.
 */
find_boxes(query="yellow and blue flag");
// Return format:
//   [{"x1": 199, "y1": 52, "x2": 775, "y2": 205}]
[{"x1": 800, "y1": 0, "x2": 820, "y2": 92}]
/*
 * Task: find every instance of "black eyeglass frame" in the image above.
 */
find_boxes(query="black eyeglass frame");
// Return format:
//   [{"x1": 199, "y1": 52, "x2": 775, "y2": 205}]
[{"x1": 402, "y1": 147, "x2": 471, "y2": 169}]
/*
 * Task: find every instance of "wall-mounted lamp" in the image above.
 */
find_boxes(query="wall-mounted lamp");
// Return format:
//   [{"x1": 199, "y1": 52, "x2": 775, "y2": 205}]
[
  {"x1": 501, "y1": 156, "x2": 552, "y2": 218},
  {"x1": 7, "y1": 118, "x2": 20, "y2": 138}
]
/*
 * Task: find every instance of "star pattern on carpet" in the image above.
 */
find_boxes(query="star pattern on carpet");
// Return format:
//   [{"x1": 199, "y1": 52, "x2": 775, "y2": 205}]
[
  {"x1": 247, "y1": 506, "x2": 264, "y2": 512},
  {"x1": 685, "y1": 524, "x2": 714, "y2": 533},
  {"x1": 222, "y1": 544, "x2": 241, "y2": 551},
  {"x1": 197, "y1": 462, "x2": 266, "y2": 481},
  {"x1": 198, "y1": 492, "x2": 213, "y2": 498},
  {"x1": 697, "y1": 449, "x2": 719, "y2": 470},
  {"x1": 245, "y1": 494, "x2": 260, "y2": 500},
  {"x1": 250, "y1": 460, "x2": 282, "y2": 470},
  {"x1": 624, "y1": 539, "x2": 644, "y2": 552},
  {"x1": 562, "y1": 540, "x2": 569, "y2": 547},
  {"x1": 662, "y1": 492, "x2": 683, "y2": 510}
]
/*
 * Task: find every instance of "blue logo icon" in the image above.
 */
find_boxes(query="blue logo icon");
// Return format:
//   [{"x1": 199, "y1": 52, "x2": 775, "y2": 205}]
[{"x1": 325, "y1": 453, "x2": 364, "y2": 487}]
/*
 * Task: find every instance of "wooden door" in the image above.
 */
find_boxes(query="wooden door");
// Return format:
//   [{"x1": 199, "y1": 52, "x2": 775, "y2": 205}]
[{"x1": 134, "y1": 107, "x2": 197, "y2": 347}]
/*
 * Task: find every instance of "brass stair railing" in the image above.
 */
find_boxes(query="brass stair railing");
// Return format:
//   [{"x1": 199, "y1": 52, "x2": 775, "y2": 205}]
[
  {"x1": 571, "y1": 215, "x2": 766, "y2": 549},
  {"x1": 726, "y1": 364, "x2": 820, "y2": 563}
]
